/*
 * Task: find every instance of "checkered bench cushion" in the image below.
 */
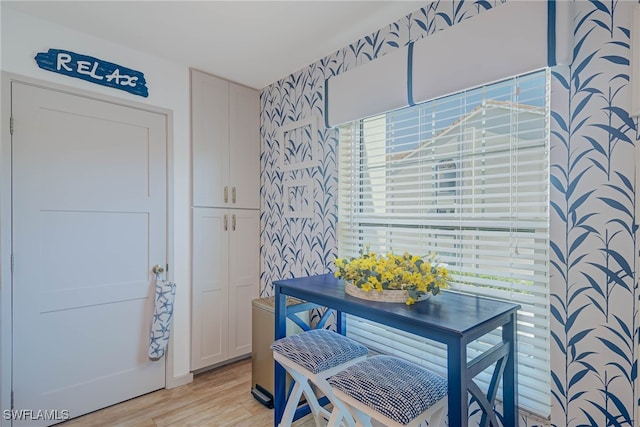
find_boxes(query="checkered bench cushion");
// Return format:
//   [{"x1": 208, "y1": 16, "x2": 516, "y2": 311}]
[
  {"x1": 328, "y1": 355, "x2": 448, "y2": 426},
  {"x1": 271, "y1": 329, "x2": 368, "y2": 374}
]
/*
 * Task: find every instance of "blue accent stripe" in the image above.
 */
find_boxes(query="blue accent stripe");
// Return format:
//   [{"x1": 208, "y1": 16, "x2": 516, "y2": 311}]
[
  {"x1": 407, "y1": 42, "x2": 415, "y2": 106},
  {"x1": 547, "y1": 0, "x2": 557, "y2": 66},
  {"x1": 324, "y1": 78, "x2": 331, "y2": 128}
]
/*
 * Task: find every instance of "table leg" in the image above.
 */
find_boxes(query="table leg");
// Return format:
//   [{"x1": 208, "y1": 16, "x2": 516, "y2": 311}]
[
  {"x1": 502, "y1": 312, "x2": 519, "y2": 426},
  {"x1": 335, "y1": 310, "x2": 345, "y2": 335},
  {"x1": 274, "y1": 286, "x2": 287, "y2": 426},
  {"x1": 448, "y1": 340, "x2": 468, "y2": 427}
]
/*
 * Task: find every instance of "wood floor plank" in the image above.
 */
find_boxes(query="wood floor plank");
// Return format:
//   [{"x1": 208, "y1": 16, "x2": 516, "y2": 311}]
[{"x1": 62, "y1": 358, "x2": 318, "y2": 427}]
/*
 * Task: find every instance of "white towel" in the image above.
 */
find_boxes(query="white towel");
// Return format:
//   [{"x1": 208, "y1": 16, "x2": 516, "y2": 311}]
[{"x1": 148, "y1": 279, "x2": 177, "y2": 360}]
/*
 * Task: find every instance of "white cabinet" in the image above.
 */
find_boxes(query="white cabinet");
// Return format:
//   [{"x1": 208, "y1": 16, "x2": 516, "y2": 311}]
[
  {"x1": 229, "y1": 82, "x2": 260, "y2": 209},
  {"x1": 191, "y1": 69, "x2": 259, "y2": 209},
  {"x1": 191, "y1": 209, "x2": 229, "y2": 368},
  {"x1": 228, "y1": 209, "x2": 260, "y2": 357},
  {"x1": 190, "y1": 69, "x2": 260, "y2": 371},
  {"x1": 191, "y1": 208, "x2": 259, "y2": 370}
]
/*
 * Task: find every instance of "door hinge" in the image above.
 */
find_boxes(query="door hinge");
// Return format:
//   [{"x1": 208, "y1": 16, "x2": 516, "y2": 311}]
[
  {"x1": 10, "y1": 253, "x2": 14, "y2": 273},
  {"x1": 10, "y1": 116, "x2": 14, "y2": 135},
  {"x1": 166, "y1": 263, "x2": 169, "y2": 272},
  {"x1": 11, "y1": 390, "x2": 14, "y2": 409}
]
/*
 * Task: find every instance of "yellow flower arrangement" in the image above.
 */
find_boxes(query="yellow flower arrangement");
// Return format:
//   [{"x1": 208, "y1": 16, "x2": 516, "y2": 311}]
[{"x1": 334, "y1": 250, "x2": 450, "y2": 305}]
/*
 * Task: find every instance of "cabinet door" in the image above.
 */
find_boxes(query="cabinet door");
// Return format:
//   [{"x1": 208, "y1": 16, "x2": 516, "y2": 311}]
[
  {"x1": 229, "y1": 83, "x2": 260, "y2": 209},
  {"x1": 192, "y1": 208, "x2": 230, "y2": 369},
  {"x1": 228, "y1": 209, "x2": 260, "y2": 357},
  {"x1": 192, "y1": 70, "x2": 230, "y2": 207}
]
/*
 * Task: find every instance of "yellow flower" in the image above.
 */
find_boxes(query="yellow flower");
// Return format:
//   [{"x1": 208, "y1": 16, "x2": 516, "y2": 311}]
[
  {"x1": 381, "y1": 271, "x2": 394, "y2": 283},
  {"x1": 361, "y1": 282, "x2": 374, "y2": 292},
  {"x1": 333, "y1": 247, "x2": 450, "y2": 304},
  {"x1": 367, "y1": 276, "x2": 380, "y2": 287}
]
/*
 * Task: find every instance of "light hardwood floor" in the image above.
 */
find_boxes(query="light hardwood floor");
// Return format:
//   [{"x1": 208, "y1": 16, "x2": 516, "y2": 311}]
[{"x1": 62, "y1": 358, "x2": 317, "y2": 427}]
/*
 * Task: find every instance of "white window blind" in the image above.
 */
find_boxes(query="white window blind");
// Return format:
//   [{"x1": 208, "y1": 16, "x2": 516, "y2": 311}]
[{"x1": 337, "y1": 70, "x2": 550, "y2": 418}]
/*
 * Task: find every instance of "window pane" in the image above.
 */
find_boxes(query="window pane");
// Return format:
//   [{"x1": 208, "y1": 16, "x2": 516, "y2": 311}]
[{"x1": 338, "y1": 69, "x2": 550, "y2": 417}]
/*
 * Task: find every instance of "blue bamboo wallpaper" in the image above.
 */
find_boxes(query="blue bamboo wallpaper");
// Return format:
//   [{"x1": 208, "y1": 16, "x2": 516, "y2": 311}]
[{"x1": 259, "y1": 1, "x2": 640, "y2": 425}]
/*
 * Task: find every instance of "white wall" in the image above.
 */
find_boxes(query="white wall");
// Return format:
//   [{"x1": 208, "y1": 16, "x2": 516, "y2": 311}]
[{"x1": 0, "y1": 6, "x2": 193, "y2": 406}]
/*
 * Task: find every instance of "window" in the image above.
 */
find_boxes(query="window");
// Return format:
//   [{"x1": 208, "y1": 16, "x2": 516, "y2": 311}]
[{"x1": 337, "y1": 70, "x2": 550, "y2": 417}]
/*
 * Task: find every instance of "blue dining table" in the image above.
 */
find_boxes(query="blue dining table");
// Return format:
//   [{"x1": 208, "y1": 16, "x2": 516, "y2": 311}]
[{"x1": 273, "y1": 273, "x2": 520, "y2": 427}]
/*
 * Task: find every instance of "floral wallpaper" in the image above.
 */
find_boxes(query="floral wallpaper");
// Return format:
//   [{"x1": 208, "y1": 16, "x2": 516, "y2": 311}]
[{"x1": 259, "y1": 0, "x2": 639, "y2": 425}]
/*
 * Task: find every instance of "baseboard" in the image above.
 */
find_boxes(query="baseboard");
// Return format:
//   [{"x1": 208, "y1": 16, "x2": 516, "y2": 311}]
[
  {"x1": 191, "y1": 354, "x2": 251, "y2": 375},
  {"x1": 166, "y1": 372, "x2": 194, "y2": 389}
]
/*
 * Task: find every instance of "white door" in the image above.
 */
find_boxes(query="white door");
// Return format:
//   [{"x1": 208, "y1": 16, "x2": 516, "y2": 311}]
[
  {"x1": 228, "y1": 209, "x2": 259, "y2": 358},
  {"x1": 191, "y1": 207, "x2": 230, "y2": 369},
  {"x1": 191, "y1": 70, "x2": 229, "y2": 208},
  {"x1": 11, "y1": 82, "x2": 167, "y2": 425},
  {"x1": 229, "y1": 82, "x2": 259, "y2": 209}
]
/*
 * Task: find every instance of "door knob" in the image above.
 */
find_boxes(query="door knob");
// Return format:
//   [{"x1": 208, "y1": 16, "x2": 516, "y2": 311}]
[{"x1": 152, "y1": 265, "x2": 165, "y2": 275}]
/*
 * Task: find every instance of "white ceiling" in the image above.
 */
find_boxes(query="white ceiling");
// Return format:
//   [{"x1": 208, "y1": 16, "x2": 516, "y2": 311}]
[{"x1": 3, "y1": 1, "x2": 425, "y2": 89}]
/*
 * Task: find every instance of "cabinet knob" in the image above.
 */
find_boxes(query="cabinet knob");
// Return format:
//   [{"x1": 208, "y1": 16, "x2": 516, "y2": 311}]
[
  {"x1": 232, "y1": 214, "x2": 236, "y2": 231},
  {"x1": 232, "y1": 187, "x2": 236, "y2": 204},
  {"x1": 224, "y1": 214, "x2": 228, "y2": 231},
  {"x1": 224, "y1": 186, "x2": 229, "y2": 203}
]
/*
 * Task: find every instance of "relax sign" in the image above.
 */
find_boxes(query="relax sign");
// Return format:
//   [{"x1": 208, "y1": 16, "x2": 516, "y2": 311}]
[{"x1": 35, "y1": 48, "x2": 148, "y2": 97}]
